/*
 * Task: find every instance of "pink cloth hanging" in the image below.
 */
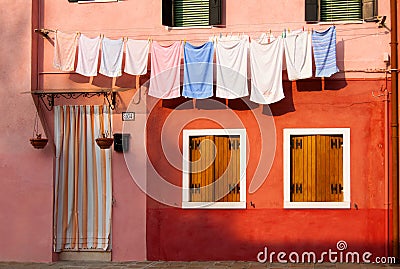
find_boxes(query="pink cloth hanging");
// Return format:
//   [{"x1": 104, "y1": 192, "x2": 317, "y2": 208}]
[
  {"x1": 53, "y1": 31, "x2": 78, "y2": 72},
  {"x1": 148, "y1": 41, "x2": 182, "y2": 99}
]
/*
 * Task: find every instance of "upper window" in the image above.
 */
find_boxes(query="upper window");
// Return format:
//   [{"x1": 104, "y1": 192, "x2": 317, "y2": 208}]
[
  {"x1": 305, "y1": 0, "x2": 377, "y2": 23},
  {"x1": 283, "y1": 128, "x2": 350, "y2": 209},
  {"x1": 162, "y1": 0, "x2": 222, "y2": 27},
  {"x1": 182, "y1": 129, "x2": 246, "y2": 209}
]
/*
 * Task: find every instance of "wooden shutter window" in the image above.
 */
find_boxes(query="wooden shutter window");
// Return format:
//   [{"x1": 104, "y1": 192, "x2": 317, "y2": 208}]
[
  {"x1": 189, "y1": 135, "x2": 240, "y2": 203},
  {"x1": 305, "y1": 0, "x2": 319, "y2": 22},
  {"x1": 290, "y1": 135, "x2": 343, "y2": 203}
]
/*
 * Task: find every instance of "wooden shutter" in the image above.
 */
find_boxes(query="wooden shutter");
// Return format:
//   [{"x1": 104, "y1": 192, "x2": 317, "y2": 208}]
[
  {"x1": 189, "y1": 136, "x2": 215, "y2": 202},
  {"x1": 189, "y1": 135, "x2": 240, "y2": 202},
  {"x1": 291, "y1": 135, "x2": 343, "y2": 202},
  {"x1": 162, "y1": 0, "x2": 174, "y2": 27},
  {"x1": 216, "y1": 136, "x2": 240, "y2": 202},
  {"x1": 325, "y1": 135, "x2": 343, "y2": 202},
  {"x1": 214, "y1": 136, "x2": 229, "y2": 202},
  {"x1": 362, "y1": 0, "x2": 377, "y2": 21},
  {"x1": 290, "y1": 136, "x2": 316, "y2": 202},
  {"x1": 315, "y1": 135, "x2": 343, "y2": 202},
  {"x1": 305, "y1": 0, "x2": 319, "y2": 22},
  {"x1": 174, "y1": 0, "x2": 210, "y2": 27},
  {"x1": 209, "y1": 0, "x2": 222, "y2": 25},
  {"x1": 320, "y1": 0, "x2": 362, "y2": 22}
]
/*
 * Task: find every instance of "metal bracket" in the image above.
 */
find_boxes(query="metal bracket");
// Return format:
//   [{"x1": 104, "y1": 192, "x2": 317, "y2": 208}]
[{"x1": 30, "y1": 89, "x2": 127, "y2": 111}]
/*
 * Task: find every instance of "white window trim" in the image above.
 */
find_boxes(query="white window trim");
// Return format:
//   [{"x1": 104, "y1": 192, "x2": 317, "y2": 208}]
[
  {"x1": 182, "y1": 129, "x2": 247, "y2": 209},
  {"x1": 164, "y1": 26, "x2": 213, "y2": 30},
  {"x1": 78, "y1": 0, "x2": 118, "y2": 3},
  {"x1": 283, "y1": 128, "x2": 351, "y2": 209}
]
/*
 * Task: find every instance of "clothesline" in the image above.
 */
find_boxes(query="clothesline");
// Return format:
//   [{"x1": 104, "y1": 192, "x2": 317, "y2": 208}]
[
  {"x1": 42, "y1": 21, "x2": 385, "y2": 39},
  {"x1": 44, "y1": 20, "x2": 381, "y2": 32},
  {"x1": 53, "y1": 26, "x2": 338, "y2": 104}
]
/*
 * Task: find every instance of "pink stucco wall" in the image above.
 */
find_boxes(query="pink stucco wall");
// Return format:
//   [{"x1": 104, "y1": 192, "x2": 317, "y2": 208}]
[
  {"x1": 0, "y1": 0, "x2": 394, "y2": 262},
  {"x1": 0, "y1": 0, "x2": 54, "y2": 262}
]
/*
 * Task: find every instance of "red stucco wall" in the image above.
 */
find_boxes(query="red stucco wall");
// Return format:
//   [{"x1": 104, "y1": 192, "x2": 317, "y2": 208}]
[{"x1": 146, "y1": 79, "x2": 388, "y2": 261}]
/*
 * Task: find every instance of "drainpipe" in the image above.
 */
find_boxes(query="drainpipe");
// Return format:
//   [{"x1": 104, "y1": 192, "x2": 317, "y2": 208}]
[{"x1": 391, "y1": 0, "x2": 399, "y2": 259}]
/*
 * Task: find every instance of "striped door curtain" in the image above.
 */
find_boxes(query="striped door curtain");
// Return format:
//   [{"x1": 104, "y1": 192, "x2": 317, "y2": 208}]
[{"x1": 54, "y1": 105, "x2": 112, "y2": 252}]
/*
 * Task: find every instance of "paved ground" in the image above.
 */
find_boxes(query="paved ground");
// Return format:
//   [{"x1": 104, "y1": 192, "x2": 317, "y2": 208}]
[{"x1": 0, "y1": 261, "x2": 400, "y2": 269}]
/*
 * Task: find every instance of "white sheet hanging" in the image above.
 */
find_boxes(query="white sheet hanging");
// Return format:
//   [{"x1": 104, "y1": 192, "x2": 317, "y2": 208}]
[
  {"x1": 284, "y1": 31, "x2": 312, "y2": 81},
  {"x1": 76, "y1": 34, "x2": 101, "y2": 77},
  {"x1": 53, "y1": 31, "x2": 78, "y2": 72},
  {"x1": 99, "y1": 37, "x2": 124, "y2": 77},
  {"x1": 215, "y1": 35, "x2": 249, "y2": 99},
  {"x1": 124, "y1": 39, "x2": 150, "y2": 76},
  {"x1": 250, "y1": 37, "x2": 285, "y2": 105}
]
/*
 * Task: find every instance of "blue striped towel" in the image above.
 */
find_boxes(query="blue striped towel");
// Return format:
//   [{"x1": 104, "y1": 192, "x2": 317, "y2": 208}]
[
  {"x1": 183, "y1": 42, "x2": 214, "y2": 99},
  {"x1": 312, "y1": 26, "x2": 339, "y2": 77}
]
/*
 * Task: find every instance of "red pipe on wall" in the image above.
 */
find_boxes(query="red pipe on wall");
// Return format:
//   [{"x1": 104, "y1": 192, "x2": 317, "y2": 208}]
[{"x1": 391, "y1": 0, "x2": 399, "y2": 259}]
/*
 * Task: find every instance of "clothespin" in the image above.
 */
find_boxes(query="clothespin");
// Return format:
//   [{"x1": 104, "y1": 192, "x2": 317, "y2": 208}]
[
  {"x1": 184, "y1": 38, "x2": 186, "y2": 44},
  {"x1": 302, "y1": 26, "x2": 305, "y2": 31}
]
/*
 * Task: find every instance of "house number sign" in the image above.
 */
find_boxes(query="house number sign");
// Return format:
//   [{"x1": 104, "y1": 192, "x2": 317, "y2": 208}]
[{"x1": 122, "y1": 112, "x2": 135, "y2": 121}]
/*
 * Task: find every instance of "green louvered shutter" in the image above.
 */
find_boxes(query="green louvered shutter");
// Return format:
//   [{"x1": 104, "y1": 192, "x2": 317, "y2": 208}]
[
  {"x1": 320, "y1": 0, "x2": 362, "y2": 22},
  {"x1": 174, "y1": 0, "x2": 210, "y2": 27}
]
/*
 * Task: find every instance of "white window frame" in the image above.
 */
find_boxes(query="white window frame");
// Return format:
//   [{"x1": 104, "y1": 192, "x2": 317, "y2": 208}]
[
  {"x1": 182, "y1": 129, "x2": 247, "y2": 209},
  {"x1": 283, "y1": 128, "x2": 351, "y2": 209}
]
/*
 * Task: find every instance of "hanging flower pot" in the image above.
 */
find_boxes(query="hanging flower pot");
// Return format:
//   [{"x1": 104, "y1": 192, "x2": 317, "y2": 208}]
[
  {"x1": 95, "y1": 131, "x2": 114, "y2": 150},
  {"x1": 96, "y1": 137, "x2": 114, "y2": 149},
  {"x1": 30, "y1": 111, "x2": 48, "y2": 149},
  {"x1": 30, "y1": 134, "x2": 48, "y2": 149}
]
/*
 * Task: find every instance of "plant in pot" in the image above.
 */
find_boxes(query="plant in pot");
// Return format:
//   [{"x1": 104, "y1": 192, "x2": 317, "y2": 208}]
[
  {"x1": 95, "y1": 130, "x2": 114, "y2": 149},
  {"x1": 30, "y1": 111, "x2": 48, "y2": 149}
]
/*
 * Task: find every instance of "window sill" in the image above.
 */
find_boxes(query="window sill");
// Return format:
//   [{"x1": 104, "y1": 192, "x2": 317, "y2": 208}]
[
  {"x1": 164, "y1": 26, "x2": 213, "y2": 30},
  {"x1": 309, "y1": 20, "x2": 364, "y2": 25},
  {"x1": 182, "y1": 201, "x2": 246, "y2": 209},
  {"x1": 284, "y1": 201, "x2": 351, "y2": 209},
  {"x1": 77, "y1": 0, "x2": 118, "y2": 3}
]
